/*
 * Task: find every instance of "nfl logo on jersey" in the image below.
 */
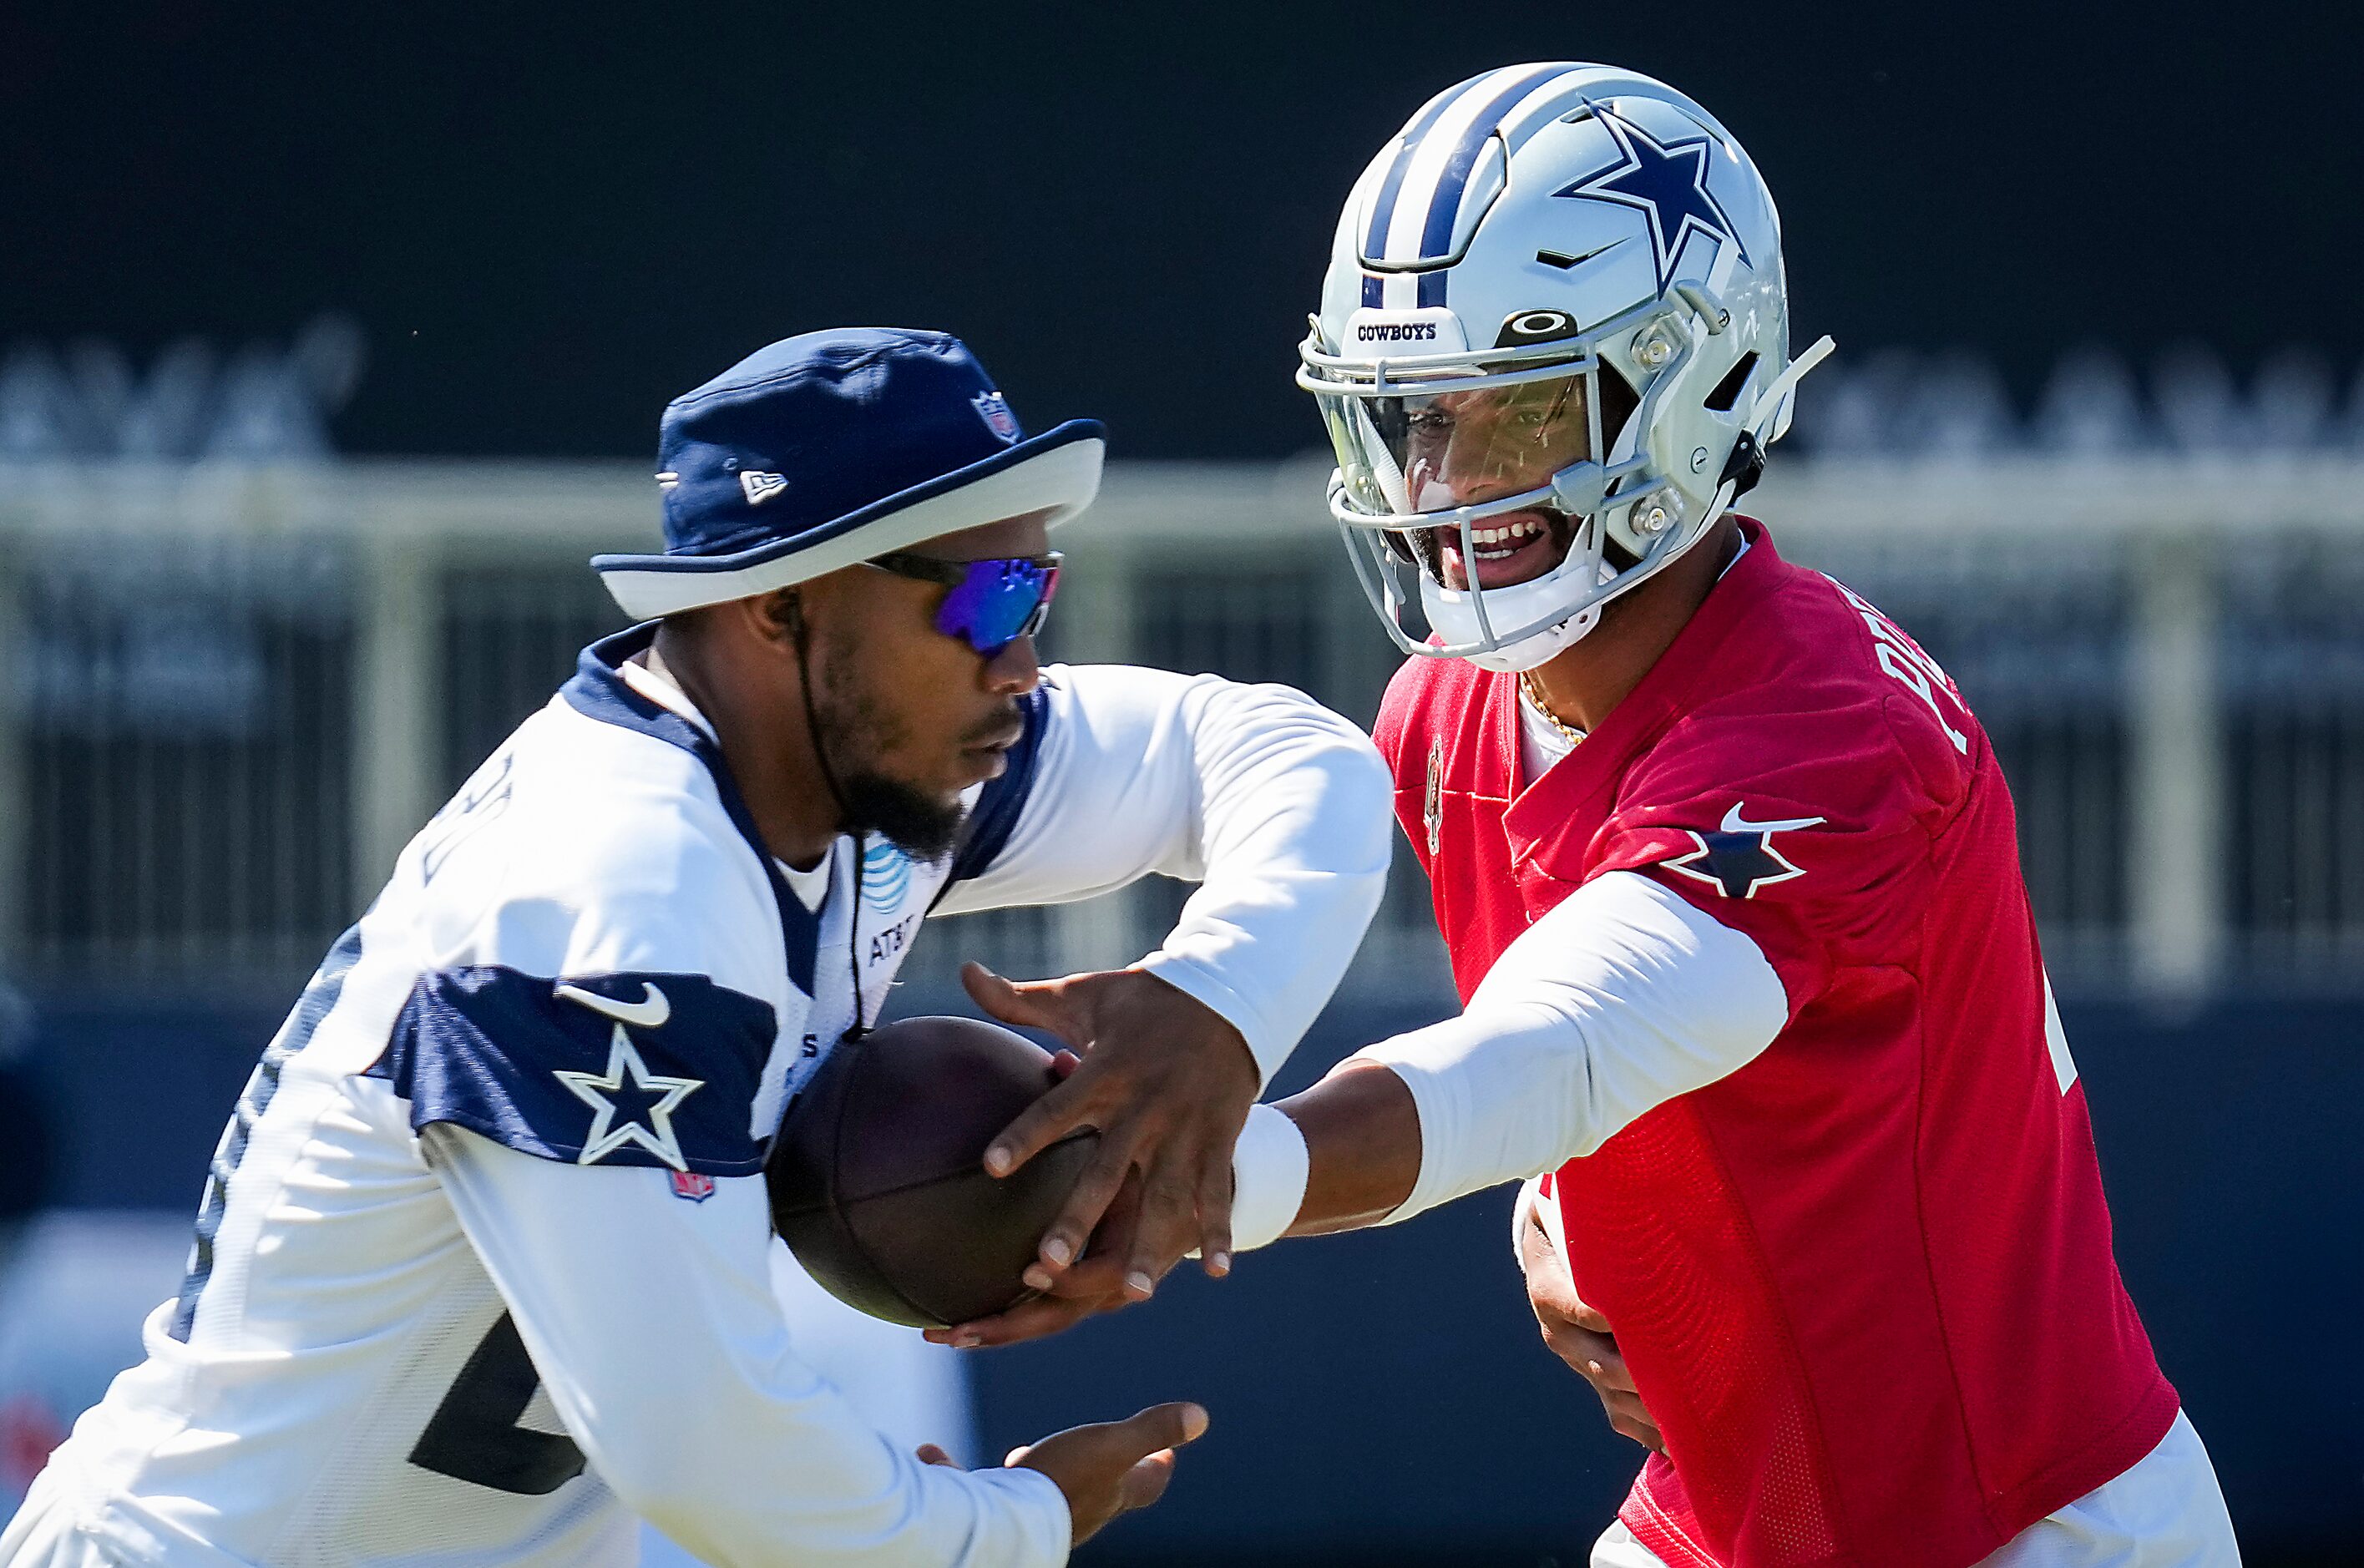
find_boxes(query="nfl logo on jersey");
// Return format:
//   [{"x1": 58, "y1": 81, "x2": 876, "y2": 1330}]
[{"x1": 670, "y1": 1170, "x2": 716, "y2": 1202}]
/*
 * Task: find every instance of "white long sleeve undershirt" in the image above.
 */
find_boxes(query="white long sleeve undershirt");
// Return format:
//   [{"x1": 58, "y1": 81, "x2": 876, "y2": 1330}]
[
  {"x1": 1351, "y1": 870, "x2": 1791, "y2": 1224},
  {"x1": 423, "y1": 1125, "x2": 1071, "y2": 1568}
]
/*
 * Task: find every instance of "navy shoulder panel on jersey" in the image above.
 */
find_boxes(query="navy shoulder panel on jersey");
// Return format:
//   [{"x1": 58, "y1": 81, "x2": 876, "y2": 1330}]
[
  {"x1": 559, "y1": 625, "x2": 818, "y2": 997},
  {"x1": 374, "y1": 967, "x2": 778, "y2": 1175},
  {"x1": 945, "y1": 685, "x2": 1050, "y2": 887}
]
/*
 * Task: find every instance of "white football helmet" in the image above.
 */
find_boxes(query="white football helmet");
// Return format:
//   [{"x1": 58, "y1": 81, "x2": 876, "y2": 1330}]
[{"x1": 1298, "y1": 63, "x2": 1833, "y2": 670}]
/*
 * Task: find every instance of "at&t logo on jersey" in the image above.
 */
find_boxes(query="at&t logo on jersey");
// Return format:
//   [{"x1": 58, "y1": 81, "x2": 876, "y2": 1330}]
[{"x1": 860, "y1": 839, "x2": 913, "y2": 913}]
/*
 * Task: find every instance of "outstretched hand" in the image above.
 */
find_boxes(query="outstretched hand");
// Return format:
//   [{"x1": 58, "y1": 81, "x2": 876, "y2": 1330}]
[
  {"x1": 914, "y1": 1401, "x2": 1207, "y2": 1546},
  {"x1": 959, "y1": 959, "x2": 1259, "y2": 1300},
  {"x1": 1011, "y1": 1401, "x2": 1209, "y2": 1545}
]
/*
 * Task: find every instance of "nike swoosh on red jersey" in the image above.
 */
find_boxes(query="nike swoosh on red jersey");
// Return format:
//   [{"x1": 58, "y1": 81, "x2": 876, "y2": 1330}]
[{"x1": 1719, "y1": 802, "x2": 1826, "y2": 836}]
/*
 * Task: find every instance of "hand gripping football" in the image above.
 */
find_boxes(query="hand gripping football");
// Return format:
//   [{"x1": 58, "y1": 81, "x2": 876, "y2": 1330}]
[{"x1": 767, "y1": 1014, "x2": 1099, "y2": 1328}]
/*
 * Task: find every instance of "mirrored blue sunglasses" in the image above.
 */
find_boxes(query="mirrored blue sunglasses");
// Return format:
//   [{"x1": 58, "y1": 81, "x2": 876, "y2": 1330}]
[{"x1": 865, "y1": 551, "x2": 1063, "y2": 656}]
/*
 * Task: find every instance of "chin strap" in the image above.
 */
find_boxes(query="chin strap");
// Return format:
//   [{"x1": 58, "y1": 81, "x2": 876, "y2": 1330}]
[
  {"x1": 792, "y1": 614, "x2": 848, "y2": 814},
  {"x1": 1721, "y1": 335, "x2": 1836, "y2": 498},
  {"x1": 791, "y1": 604, "x2": 871, "y2": 1039}
]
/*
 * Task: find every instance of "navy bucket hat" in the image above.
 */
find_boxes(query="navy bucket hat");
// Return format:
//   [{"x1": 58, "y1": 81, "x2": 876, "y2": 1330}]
[{"x1": 594, "y1": 328, "x2": 1105, "y2": 619}]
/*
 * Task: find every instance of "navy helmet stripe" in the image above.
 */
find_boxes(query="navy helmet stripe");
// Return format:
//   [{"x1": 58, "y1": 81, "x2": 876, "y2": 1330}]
[
  {"x1": 1360, "y1": 73, "x2": 1487, "y2": 262},
  {"x1": 1415, "y1": 63, "x2": 1572, "y2": 267}
]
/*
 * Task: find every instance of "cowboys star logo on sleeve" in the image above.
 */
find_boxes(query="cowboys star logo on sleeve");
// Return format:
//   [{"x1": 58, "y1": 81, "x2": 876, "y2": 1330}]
[
  {"x1": 1663, "y1": 802, "x2": 1826, "y2": 899},
  {"x1": 552, "y1": 982, "x2": 705, "y2": 1170}
]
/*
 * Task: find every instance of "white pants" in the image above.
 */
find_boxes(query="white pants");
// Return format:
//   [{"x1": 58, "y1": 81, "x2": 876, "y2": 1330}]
[{"x1": 1589, "y1": 1409, "x2": 2239, "y2": 1568}]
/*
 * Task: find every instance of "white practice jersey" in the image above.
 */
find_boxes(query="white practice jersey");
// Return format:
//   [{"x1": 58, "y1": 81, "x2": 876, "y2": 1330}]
[{"x1": 18, "y1": 627, "x2": 1391, "y2": 1568}]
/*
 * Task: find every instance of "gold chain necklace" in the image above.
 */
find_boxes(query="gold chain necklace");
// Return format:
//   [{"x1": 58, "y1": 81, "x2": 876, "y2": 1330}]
[{"x1": 1519, "y1": 671, "x2": 1586, "y2": 746}]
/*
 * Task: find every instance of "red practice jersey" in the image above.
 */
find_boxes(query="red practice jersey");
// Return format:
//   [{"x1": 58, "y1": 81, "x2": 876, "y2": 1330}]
[{"x1": 1372, "y1": 520, "x2": 2176, "y2": 1568}]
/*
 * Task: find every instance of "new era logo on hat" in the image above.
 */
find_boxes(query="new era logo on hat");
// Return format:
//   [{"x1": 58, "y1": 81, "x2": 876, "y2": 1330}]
[{"x1": 592, "y1": 329, "x2": 1105, "y2": 620}]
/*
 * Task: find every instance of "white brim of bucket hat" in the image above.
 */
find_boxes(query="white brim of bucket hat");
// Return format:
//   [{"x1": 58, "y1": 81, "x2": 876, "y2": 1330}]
[{"x1": 592, "y1": 421, "x2": 1106, "y2": 620}]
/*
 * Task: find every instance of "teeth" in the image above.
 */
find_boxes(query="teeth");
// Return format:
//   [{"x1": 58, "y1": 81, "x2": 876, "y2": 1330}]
[{"x1": 1465, "y1": 516, "x2": 1545, "y2": 547}]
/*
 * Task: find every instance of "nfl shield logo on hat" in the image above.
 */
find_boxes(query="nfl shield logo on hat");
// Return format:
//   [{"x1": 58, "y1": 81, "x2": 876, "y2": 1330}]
[
  {"x1": 970, "y1": 391, "x2": 1021, "y2": 444},
  {"x1": 670, "y1": 1170, "x2": 716, "y2": 1202}
]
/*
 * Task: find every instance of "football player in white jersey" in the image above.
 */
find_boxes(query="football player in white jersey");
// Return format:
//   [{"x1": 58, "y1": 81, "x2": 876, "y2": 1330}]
[{"x1": 2, "y1": 328, "x2": 1394, "y2": 1567}]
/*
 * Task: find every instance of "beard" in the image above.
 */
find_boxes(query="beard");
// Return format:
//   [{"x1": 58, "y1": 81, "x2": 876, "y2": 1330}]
[
  {"x1": 810, "y1": 644, "x2": 969, "y2": 862},
  {"x1": 834, "y1": 767, "x2": 966, "y2": 862}
]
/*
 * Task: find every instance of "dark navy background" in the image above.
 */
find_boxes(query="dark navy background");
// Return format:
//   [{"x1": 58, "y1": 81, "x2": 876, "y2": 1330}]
[
  {"x1": 4, "y1": 1, "x2": 2361, "y2": 459},
  {"x1": 29, "y1": 984, "x2": 2361, "y2": 1562}
]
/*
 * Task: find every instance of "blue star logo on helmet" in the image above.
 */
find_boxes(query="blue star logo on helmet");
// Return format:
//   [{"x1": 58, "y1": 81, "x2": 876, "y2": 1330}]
[
  {"x1": 860, "y1": 838, "x2": 914, "y2": 913},
  {"x1": 1555, "y1": 105, "x2": 1747, "y2": 291}
]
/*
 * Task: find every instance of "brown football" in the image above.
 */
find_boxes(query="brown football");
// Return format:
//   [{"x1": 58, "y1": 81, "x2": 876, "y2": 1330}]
[{"x1": 767, "y1": 1014, "x2": 1098, "y2": 1328}]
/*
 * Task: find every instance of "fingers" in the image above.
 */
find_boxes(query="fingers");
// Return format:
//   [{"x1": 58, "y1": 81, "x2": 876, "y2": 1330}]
[
  {"x1": 1024, "y1": 1171, "x2": 1142, "y2": 1294},
  {"x1": 1531, "y1": 1318, "x2": 1660, "y2": 1453},
  {"x1": 1119, "y1": 1148, "x2": 1200, "y2": 1299},
  {"x1": 1521, "y1": 1248, "x2": 1617, "y2": 1343},
  {"x1": 1111, "y1": 1400, "x2": 1211, "y2": 1459},
  {"x1": 1598, "y1": 1389, "x2": 1664, "y2": 1452},
  {"x1": 1534, "y1": 1308, "x2": 1629, "y2": 1389},
  {"x1": 1566, "y1": 1298, "x2": 1616, "y2": 1336},
  {"x1": 1010, "y1": 1401, "x2": 1207, "y2": 1547},
  {"x1": 1582, "y1": 1346, "x2": 1640, "y2": 1396},
  {"x1": 922, "y1": 1288, "x2": 1123, "y2": 1349},
  {"x1": 1024, "y1": 1135, "x2": 1136, "y2": 1276},
  {"x1": 1520, "y1": 1232, "x2": 1586, "y2": 1318},
  {"x1": 1116, "y1": 1450, "x2": 1177, "y2": 1515},
  {"x1": 914, "y1": 1443, "x2": 959, "y2": 1468},
  {"x1": 1193, "y1": 1139, "x2": 1236, "y2": 1277},
  {"x1": 961, "y1": 963, "x2": 1088, "y2": 1048},
  {"x1": 1536, "y1": 1318, "x2": 1617, "y2": 1379},
  {"x1": 983, "y1": 1070, "x2": 1098, "y2": 1182},
  {"x1": 1526, "y1": 1266, "x2": 1587, "y2": 1322},
  {"x1": 1023, "y1": 1247, "x2": 1130, "y2": 1302}
]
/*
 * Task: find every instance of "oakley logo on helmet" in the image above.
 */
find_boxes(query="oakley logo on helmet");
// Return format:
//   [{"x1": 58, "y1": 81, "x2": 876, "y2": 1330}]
[
  {"x1": 739, "y1": 470, "x2": 787, "y2": 505},
  {"x1": 1495, "y1": 309, "x2": 1581, "y2": 347}
]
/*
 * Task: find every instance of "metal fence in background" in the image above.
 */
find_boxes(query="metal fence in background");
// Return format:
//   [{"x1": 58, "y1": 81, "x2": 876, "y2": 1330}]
[{"x1": 0, "y1": 455, "x2": 2357, "y2": 1002}]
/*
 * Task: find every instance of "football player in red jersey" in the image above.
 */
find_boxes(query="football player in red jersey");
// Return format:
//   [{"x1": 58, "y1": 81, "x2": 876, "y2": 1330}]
[{"x1": 944, "y1": 64, "x2": 2240, "y2": 1568}]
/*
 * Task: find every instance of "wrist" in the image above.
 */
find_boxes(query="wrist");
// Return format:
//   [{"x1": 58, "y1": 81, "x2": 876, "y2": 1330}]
[{"x1": 1224, "y1": 1102, "x2": 1310, "y2": 1253}]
